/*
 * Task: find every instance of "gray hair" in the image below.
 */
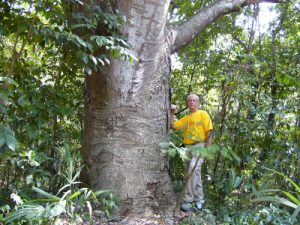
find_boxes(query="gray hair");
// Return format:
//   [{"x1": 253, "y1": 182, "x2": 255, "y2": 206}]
[{"x1": 187, "y1": 94, "x2": 199, "y2": 102}]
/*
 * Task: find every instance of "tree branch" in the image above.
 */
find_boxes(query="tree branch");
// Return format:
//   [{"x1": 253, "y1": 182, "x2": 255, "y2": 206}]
[{"x1": 171, "y1": 0, "x2": 284, "y2": 53}]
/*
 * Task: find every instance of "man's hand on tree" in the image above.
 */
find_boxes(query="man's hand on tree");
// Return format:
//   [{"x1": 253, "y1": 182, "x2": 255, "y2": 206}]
[{"x1": 171, "y1": 104, "x2": 177, "y2": 114}]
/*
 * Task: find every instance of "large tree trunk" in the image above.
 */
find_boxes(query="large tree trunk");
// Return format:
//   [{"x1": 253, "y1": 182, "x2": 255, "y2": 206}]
[
  {"x1": 81, "y1": 0, "x2": 279, "y2": 215},
  {"x1": 83, "y1": 0, "x2": 174, "y2": 214}
]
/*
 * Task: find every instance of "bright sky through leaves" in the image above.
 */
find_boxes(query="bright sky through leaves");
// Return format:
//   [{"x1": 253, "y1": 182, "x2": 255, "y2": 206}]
[{"x1": 258, "y1": 3, "x2": 279, "y2": 32}]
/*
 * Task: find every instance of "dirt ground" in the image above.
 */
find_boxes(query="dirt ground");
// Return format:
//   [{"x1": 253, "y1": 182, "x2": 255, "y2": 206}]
[{"x1": 60, "y1": 209, "x2": 216, "y2": 225}]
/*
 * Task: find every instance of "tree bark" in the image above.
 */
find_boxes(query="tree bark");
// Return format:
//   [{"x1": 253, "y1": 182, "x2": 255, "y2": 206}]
[
  {"x1": 171, "y1": 0, "x2": 245, "y2": 52},
  {"x1": 81, "y1": 0, "x2": 281, "y2": 215},
  {"x1": 83, "y1": 0, "x2": 174, "y2": 214}
]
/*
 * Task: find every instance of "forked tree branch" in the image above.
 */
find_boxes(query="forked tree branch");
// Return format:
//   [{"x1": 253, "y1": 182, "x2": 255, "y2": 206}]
[{"x1": 171, "y1": 0, "x2": 286, "y2": 53}]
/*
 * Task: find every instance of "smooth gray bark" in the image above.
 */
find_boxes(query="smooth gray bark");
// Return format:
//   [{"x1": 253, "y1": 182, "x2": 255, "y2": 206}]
[
  {"x1": 171, "y1": 0, "x2": 282, "y2": 52},
  {"x1": 171, "y1": 0, "x2": 244, "y2": 52},
  {"x1": 83, "y1": 0, "x2": 174, "y2": 214},
  {"x1": 82, "y1": 0, "x2": 280, "y2": 215}
]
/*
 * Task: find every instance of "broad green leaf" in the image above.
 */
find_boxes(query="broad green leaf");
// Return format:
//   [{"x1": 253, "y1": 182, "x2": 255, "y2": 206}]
[
  {"x1": 33, "y1": 187, "x2": 60, "y2": 200},
  {"x1": 252, "y1": 188, "x2": 280, "y2": 197},
  {"x1": 167, "y1": 147, "x2": 177, "y2": 157},
  {"x1": 190, "y1": 145, "x2": 205, "y2": 156},
  {"x1": 93, "y1": 190, "x2": 113, "y2": 197},
  {"x1": 71, "y1": 167, "x2": 83, "y2": 182},
  {"x1": 0, "y1": 104, "x2": 7, "y2": 114},
  {"x1": 220, "y1": 147, "x2": 231, "y2": 159},
  {"x1": 68, "y1": 191, "x2": 82, "y2": 200},
  {"x1": 26, "y1": 175, "x2": 33, "y2": 185},
  {"x1": 82, "y1": 53, "x2": 89, "y2": 64},
  {"x1": 264, "y1": 167, "x2": 300, "y2": 193},
  {"x1": 84, "y1": 67, "x2": 92, "y2": 75},
  {"x1": 3, "y1": 125, "x2": 18, "y2": 151},
  {"x1": 159, "y1": 141, "x2": 171, "y2": 149},
  {"x1": 282, "y1": 191, "x2": 300, "y2": 205},
  {"x1": 75, "y1": 36, "x2": 87, "y2": 48},
  {"x1": 0, "y1": 76, "x2": 18, "y2": 86},
  {"x1": 177, "y1": 147, "x2": 191, "y2": 161},
  {"x1": 233, "y1": 176, "x2": 243, "y2": 189},
  {"x1": 253, "y1": 196, "x2": 297, "y2": 209},
  {"x1": 228, "y1": 148, "x2": 241, "y2": 164},
  {"x1": 89, "y1": 55, "x2": 98, "y2": 65},
  {"x1": 17, "y1": 95, "x2": 29, "y2": 106},
  {"x1": 50, "y1": 200, "x2": 66, "y2": 218}
]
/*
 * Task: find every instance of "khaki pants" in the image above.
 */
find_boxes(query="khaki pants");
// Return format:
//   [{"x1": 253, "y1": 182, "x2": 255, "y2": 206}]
[{"x1": 183, "y1": 142, "x2": 205, "y2": 203}]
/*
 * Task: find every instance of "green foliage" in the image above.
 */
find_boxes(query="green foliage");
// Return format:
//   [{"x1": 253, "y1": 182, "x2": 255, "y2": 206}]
[
  {"x1": 0, "y1": 0, "x2": 299, "y2": 224},
  {"x1": 0, "y1": 0, "x2": 134, "y2": 74},
  {"x1": 0, "y1": 124, "x2": 18, "y2": 151},
  {"x1": 170, "y1": 1, "x2": 300, "y2": 224},
  {"x1": 220, "y1": 205, "x2": 296, "y2": 225},
  {"x1": 0, "y1": 0, "x2": 128, "y2": 223},
  {"x1": 2, "y1": 147, "x2": 117, "y2": 224},
  {"x1": 161, "y1": 130, "x2": 242, "y2": 206},
  {"x1": 253, "y1": 168, "x2": 300, "y2": 223},
  {"x1": 178, "y1": 209, "x2": 216, "y2": 225}
]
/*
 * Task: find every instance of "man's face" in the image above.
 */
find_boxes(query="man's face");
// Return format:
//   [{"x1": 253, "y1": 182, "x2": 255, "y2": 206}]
[{"x1": 187, "y1": 95, "x2": 199, "y2": 112}]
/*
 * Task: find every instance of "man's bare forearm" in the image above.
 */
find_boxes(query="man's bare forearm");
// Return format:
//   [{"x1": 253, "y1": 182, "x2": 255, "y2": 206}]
[
  {"x1": 171, "y1": 112, "x2": 177, "y2": 128},
  {"x1": 170, "y1": 104, "x2": 177, "y2": 129}
]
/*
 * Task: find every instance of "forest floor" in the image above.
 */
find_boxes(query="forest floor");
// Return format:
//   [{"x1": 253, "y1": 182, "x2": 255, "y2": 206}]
[{"x1": 61, "y1": 209, "x2": 216, "y2": 225}]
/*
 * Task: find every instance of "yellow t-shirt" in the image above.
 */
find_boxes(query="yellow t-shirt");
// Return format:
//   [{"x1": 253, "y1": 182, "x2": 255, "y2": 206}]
[{"x1": 173, "y1": 110, "x2": 213, "y2": 145}]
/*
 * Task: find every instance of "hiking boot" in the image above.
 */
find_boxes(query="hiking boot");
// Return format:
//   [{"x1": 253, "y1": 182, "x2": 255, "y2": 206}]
[
  {"x1": 180, "y1": 201, "x2": 193, "y2": 212},
  {"x1": 194, "y1": 200, "x2": 204, "y2": 210}
]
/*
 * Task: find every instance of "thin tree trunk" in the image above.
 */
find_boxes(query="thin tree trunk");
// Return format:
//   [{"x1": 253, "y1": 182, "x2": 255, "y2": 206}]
[{"x1": 258, "y1": 8, "x2": 287, "y2": 165}]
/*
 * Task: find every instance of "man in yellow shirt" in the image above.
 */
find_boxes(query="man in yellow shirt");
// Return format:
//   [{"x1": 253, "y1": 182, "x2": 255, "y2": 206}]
[{"x1": 171, "y1": 94, "x2": 213, "y2": 212}]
